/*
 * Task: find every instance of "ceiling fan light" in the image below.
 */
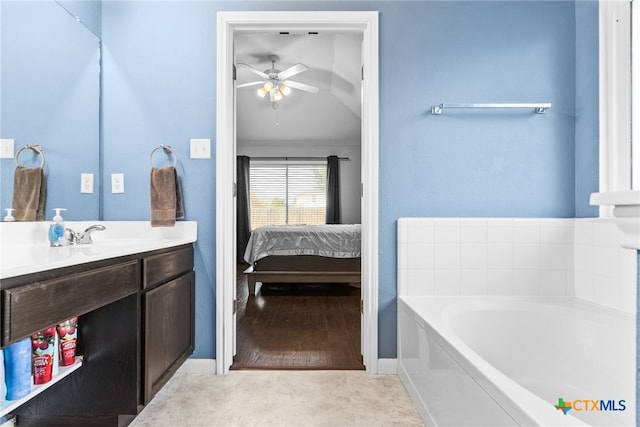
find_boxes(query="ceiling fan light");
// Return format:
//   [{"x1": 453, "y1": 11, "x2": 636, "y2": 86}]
[
  {"x1": 272, "y1": 89, "x2": 283, "y2": 102},
  {"x1": 279, "y1": 84, "x2": 291, "y2": 96},
  {"x1": 257, "y1": 87, "x2": 268, "y2": 98},
  {"x1": 263, "y1": 80, "x2": 274, "y2": 91}
]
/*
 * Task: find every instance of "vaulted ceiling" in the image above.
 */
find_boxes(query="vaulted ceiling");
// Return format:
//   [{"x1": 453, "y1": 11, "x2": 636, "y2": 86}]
[{"x1": 235, "y1": 32, "x2": 362, "y2": 145}]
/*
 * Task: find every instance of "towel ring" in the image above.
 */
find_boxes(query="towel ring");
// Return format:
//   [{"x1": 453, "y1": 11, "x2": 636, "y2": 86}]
[
  {"x1": 150, "y1": 145, "x2": 178, "y2": 168},
  {"x1": 15, "y1": 145, "x2": 45, "y2": 168}
]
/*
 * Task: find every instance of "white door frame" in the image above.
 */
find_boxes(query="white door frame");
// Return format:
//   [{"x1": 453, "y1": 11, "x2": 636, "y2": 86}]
[{"x1": 216, "y1": 11, "x2": 379, "y2": 374}]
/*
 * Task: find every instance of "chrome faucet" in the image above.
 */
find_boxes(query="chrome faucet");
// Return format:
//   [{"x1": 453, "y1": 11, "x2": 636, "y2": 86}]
[
  {"x1": 65, "y1": 224, "x2": 106, "y2": 245},
  {"x1": 78, "y1": 224, "x2": 106, "y2": 244}
]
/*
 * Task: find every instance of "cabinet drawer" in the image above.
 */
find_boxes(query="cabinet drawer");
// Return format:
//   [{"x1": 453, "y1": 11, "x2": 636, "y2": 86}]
[
  {"x1": 143, "y1": 245, "x2": 193, "y2": 290},
  {"x1": 2, "y1": 260, "x2": 140, "y2": 346}
]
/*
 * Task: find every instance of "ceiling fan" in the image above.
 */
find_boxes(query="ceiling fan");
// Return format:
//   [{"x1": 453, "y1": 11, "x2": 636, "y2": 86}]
[{"x1": 236, "y1": 55, "x2": 319, "y2": 106}]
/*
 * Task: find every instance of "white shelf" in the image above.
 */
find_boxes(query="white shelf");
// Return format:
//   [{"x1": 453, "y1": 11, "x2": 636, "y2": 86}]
[{"x1": 0, "y1": 356, "x2": 83, "y2": 418}]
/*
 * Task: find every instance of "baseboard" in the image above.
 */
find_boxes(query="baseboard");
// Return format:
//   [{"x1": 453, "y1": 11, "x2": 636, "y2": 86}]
[
  {"x1": 377, "y1": 358, "x2": 397, "y2": 374},
  {"x1": 177, "y1": 358, "x2": 216, "y2": 374}
]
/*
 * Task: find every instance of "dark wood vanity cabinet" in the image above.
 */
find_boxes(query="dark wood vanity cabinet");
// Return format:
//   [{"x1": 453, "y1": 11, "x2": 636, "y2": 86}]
[
  {"x1": 0, "y1": 244, "x2": 195, "y2": 426},
  {"x1": 141, "y1": 245, "x2": 195, "y2": 404}
]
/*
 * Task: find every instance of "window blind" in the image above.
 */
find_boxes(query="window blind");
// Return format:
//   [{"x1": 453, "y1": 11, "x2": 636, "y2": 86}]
[{"x1": 249, "y1": 162, "x2": 327, "y2": 228}]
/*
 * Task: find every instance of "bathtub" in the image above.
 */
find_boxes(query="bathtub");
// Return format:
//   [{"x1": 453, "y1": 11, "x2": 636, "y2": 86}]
[{"x1": 398, "y1": 296, "x2": 635, "y2": 426}]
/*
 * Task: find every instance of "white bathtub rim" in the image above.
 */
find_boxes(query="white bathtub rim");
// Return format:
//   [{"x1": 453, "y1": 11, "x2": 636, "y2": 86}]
[{"x1": 398, "y1": 296, "x2": 633, "y2": 426}]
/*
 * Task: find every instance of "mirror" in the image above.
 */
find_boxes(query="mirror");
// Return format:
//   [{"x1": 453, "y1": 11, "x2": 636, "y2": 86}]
[{"x1": 0, "y1": 0, "x2": 101, "y2": 221}]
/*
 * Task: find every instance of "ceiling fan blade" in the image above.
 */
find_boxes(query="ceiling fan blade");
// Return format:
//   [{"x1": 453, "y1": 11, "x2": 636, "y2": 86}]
[
  {"x1": 236, "y1": 63, "x2": 268, "y2": 79},
  {"x1": 236, "y1": 81, "x2": 263, "y2": 89},
  {"x1": 277, "y1": 63, "x2": 308, "y2": 81},
  {"x1": 283, "y1": 80, "x2": 319, "y2": 94}
]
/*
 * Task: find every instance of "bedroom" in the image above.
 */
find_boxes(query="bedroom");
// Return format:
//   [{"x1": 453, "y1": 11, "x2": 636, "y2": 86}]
[{"x1": 233, "y1": 31, "x2": 364, "y2": 369}]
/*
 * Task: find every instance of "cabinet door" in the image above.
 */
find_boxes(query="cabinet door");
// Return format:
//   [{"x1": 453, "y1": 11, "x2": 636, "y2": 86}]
[{"x1": 143, "y1": 271, "x2": 195, "y2": 404}]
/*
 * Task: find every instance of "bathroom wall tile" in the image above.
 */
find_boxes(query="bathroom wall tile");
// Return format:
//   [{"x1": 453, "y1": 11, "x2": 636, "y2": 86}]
[
  {"x1": 565, "y1": 268, "x2": 575, "y2": 296},
  {"x1": 513, "y1": 270, "x2": 540, "y2": 296},
  {"x1": 487, "y1": 243, "x2": 514, "y2": 269},
  {"x1": 574, "y1": 219, "x2": 594, "y2": 246},
  {"x1": 593, "y1": 274, "x2": 619, "y2": 310},
  {"x1": 407, "y1": 225, "x2": 435, "y2": 243},
  {"x1": 434, "y1": 220, "x2": 461, "y2": 243},
  {"x1": 397, "y1": 268, "x2": 407, "y2": 296},
  {"x1": 574, "y1": 270, "x2": 595, "y2": 302},
  {"x1": 434, "y1": 243, "x2": 460, "y2": 269},
  {"x1": 574, "y1": 244, "x2": 594, "y2": 274},
  {"x1": 460, "y1": 219, "x2": 487, "y2": 243},
  {"x1": 406, "y1": 218, "x2": 433, "y2": 227},
  {"x1": 398, "y1": 242, "x2": 408, "y2": 270},
  {"x1": 539, "y1": 244, "x2": 567, "y2": 270},
  {"x1": 513, "y1": 243, "x2": 539, "y2": 270},
  {"x1": 619, "y1": 247, "x2": 637, "y2": 285},
  {"x1": 398, "y1": 219, "x2": 408, "y2": 244},
  {"x1": 618, "y1": 274, "x2": 637, "y2": 314},
  {"x1": 592, "y1": 246, "x2": 619, "y2": 278},
  {"x1": 513, "y1": 220, "x2": 540, "y2": 243},
  {"x1": 460, "y1": 243, "x2": 487, "y2": 270},
  {"x1": 539, "y1": 270, "x2": 567, "y2": 296},
  {"x1": 540, "y1": 220, "x2": 572, "y2": 244},
  {"x1": 592, "y1": 219, "x2": 620, "y2": 247},
  {"x1": 408, "y1": 269, "x2": 435, "y2": 296},
  {"x1": 487, "y1": 219, "x2": 514, "y2": 243},
  {"x1": 487, "y1": 270, "x2": 513, "y2": 295},
  {"x1": 434, "y1": 270, "x2": 461, "y2": 295},
  {"x1": 407, "y1": 243, "x2": 434, "y2": 270},
  {"x1": 461, "y1": 270, "x2": 488, "y2": 295}
]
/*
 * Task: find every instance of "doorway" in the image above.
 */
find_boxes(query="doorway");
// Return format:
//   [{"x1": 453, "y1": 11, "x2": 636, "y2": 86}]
[{"x1": 216, "y1": 11, "x2": 379, "y2": 375}]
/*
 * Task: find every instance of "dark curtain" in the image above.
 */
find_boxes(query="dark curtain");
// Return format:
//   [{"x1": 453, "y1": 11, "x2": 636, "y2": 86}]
[
  {"x1": 237, "y1": 155, "x2": 251, "y2": 263},
  {"x1": 326, "y1": 155, "x2": 341, "y2": 224}
]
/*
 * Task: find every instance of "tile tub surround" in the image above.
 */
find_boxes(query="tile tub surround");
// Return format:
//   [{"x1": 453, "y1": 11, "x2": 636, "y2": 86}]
[
  {"x1": 0, "y1": 221, "x2": 197, "y2": 279},
  {"x1": 130, "y1": 370, "x2": 424, "y2": 427},
  {"x1": 397, "y1": 218, "x2": 637, "y2": 313},
  {"x1": 574, "y1": 219, "x2": 637, "y2": 314}
]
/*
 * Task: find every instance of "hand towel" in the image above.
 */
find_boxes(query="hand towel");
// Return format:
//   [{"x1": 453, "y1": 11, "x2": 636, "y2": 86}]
[
  {"x1": 173, "y1": 168, "x2": 185, "y2": 220},
  {"x1": 150, "y1": 166, "x2": 184, "y2": 227},
  {"x1": 12, "y1": 166, "x2": 46, "y2": 221}
]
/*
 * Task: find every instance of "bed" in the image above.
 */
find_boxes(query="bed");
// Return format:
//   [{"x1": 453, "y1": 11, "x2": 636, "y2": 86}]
[{"x1": 243, "y1": 224, "x2": 361, "y2": 295}]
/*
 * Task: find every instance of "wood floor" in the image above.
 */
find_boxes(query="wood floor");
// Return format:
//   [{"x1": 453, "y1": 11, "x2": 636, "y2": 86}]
[{"x1": 232, "y1": 264, "x2": 364, "y2": 370}]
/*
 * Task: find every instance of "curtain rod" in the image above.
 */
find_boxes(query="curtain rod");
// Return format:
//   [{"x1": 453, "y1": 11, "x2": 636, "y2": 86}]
[{"x1": 249, "y1": 156, "x2": 350, "y2": 161}]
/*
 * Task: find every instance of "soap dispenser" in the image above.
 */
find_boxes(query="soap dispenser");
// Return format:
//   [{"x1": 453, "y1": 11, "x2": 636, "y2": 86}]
[
  {"x1": 4, "y1": 208, "x2": 14, "y2": 222},
  {"x1": 48, "y1": 208, "x2": 67, "y2": 247}
]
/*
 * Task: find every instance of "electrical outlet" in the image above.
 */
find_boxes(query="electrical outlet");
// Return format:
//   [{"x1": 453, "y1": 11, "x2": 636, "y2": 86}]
[
  {"x1": 81, "y1": 173, "x2": 94, "y2": 194},
  {"x1": 111, "y1": 173, "x2": 124, "y2": 193},
  {"x1": 0, "y1": 139, "x2": 15, "y2": 159},
  {"x1": 190, "y1": 138, "x2": 211, "y2": 159}
]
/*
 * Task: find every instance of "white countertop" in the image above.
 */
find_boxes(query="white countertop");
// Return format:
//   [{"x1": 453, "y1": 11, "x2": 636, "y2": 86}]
[
  {"x1": 589, "y1": 191, "x2": 640, "y2": 250},
  {"x1": 0, "y1": 221, "x2": 197, "y2": 279},
  {"x1": 589, "y1": 190, "x2": 640, "y2": 206}
]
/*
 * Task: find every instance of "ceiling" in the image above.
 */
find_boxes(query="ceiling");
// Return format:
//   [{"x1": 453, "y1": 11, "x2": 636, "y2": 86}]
[{"x1": 235, "y1": 32, "x2": 362, "y2": 144}]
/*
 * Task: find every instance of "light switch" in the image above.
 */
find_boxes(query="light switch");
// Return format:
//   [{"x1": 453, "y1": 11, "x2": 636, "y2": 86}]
[
  {"x1": 0, "y1": 139, "x2": 14, "y2": 159},
  {"x1": 81, "y1": 173, "x2": 94, "y2": 194},
  {"x1": 190, "y1": 138, "x2": 211, "y2": 159},
  {"x1": 111, "y1": 173, "x2": 124, "y2": 193}
]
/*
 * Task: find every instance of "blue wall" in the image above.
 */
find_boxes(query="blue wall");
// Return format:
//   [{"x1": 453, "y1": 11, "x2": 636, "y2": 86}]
[
  {"x1": 575, "y1": 0, "x2": 600, "y2": 218},
  {"x1": 98, "y1": 0, "x2": 597, "y2": 360}
]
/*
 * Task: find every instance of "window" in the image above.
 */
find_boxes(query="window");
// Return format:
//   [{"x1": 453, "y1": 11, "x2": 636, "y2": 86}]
[{"x1": 249, "y1": 161, "x2": 327, "y2": 229}]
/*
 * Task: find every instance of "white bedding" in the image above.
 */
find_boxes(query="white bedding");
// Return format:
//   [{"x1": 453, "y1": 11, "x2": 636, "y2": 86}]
[{"x1": 244, "y1": 224, "x2": 361, "y2": 265}]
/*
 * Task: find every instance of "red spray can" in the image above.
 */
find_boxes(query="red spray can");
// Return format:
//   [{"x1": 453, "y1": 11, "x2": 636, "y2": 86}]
[
  {"x1": 31, "y1": 326, "x2": 56, "y2": 384},
  {"x1": 57, "y1": 317, "x2": 78, "y2": 366}
]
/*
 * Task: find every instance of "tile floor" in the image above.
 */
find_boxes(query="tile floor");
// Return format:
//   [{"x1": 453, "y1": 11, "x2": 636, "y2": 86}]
[{"x1": 130, "y1": 370, "x2": 424, "y2": 427}]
